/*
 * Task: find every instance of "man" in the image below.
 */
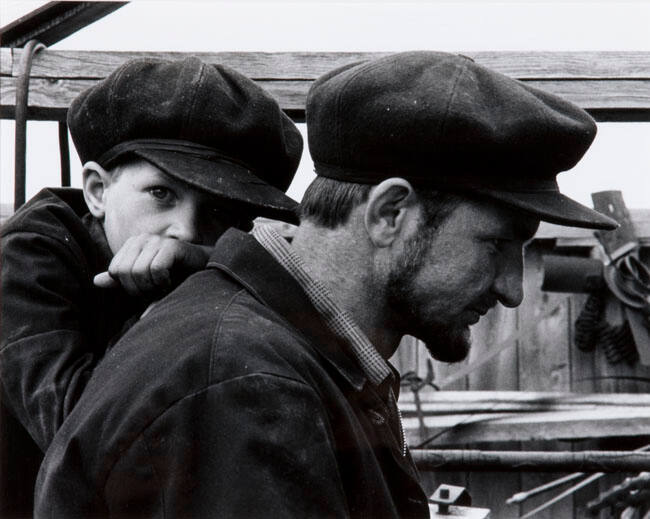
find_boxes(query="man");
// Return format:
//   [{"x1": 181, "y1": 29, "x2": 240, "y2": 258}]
[
  {"x1": 35, "y1": 51, "x2": 616, "y2": 518},
  {"x1": 1, "y1": 57, "x2": 301, "y2": 516}
]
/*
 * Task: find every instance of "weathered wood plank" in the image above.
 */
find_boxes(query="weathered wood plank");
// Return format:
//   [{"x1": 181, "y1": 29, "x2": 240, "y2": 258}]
[
  {"x1": 402, "y1": 406, "x2": 650, "y2": 446},
  {"x1": 2, "y1": 48, "x2": 650, "y2": 121},
  {"x1": 399, "y1": 391, "x2": 650, "y2": 444},
  {"x1": 399, "y1": 390, "x2": 650, "y2": 409},
  {"x1": 0, "y1": 78, "x2": 311, "y2": 119},
  {"x1": 519, "y1": 248, "x2": 572, "y2": 392},
  {"x1": 468, "y1": 304, "x2": 519, "y2": 390},
  {"x1": 3, "y1": 76, "x2": 649, "y2": 118},
  {"x1": 413, "y1": 449, "x2": 650, "y2": 473},
  {"x1": 466, "y1": 440, "x2": 522, "y2": 519},
  {"x1": 3, "y1": 49, "x2": 650, "y2": 80},
  {"x1": 0, "y1": 48, "x2": 13, "y2": 77},
  {"x1": 467, "y1": 292, "x2": 521, "y2": 519}
]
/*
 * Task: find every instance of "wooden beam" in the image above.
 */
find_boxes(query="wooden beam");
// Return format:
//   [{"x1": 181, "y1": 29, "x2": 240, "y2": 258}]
[
  {"x1": 400, "y1": 391, "x2": 650, "y2": 446},
  {"x1": 399, "y1": 390, "x2": 650, "y2": 413},
  {"x1": 411, "y1": 449, "x2": 650, "y2": 473},
  {"x1": 0, "y1": 2, "x2": 127, "y2": 48},
  {"x1": 3, "y1": 49, "x2": 650, "y2": 79},
  {"x1": 1, "y1": 49, "x2": 649, "y2": 121}
]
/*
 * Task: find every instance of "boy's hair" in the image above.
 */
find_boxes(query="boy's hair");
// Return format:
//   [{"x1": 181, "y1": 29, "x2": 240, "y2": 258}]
[
  {"x1": 299, "y1": 176, "x2": 463, "y2": 230},
  {"x1": 104, "y1": 154, "x2": 140, "y2": 179}
]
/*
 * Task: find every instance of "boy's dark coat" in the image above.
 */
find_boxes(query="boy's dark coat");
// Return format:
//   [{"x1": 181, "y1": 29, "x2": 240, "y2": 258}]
[{"x1": 0, "y1": 188, "x2": 143, "y2": 516}]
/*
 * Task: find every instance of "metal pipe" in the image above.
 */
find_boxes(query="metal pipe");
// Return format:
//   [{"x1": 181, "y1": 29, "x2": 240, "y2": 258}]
[
  {"x1": 541, "y1": 255, "x2": 604, "y2": 293},
  {"x1": 520, "y1": 472, "x2": 603, "y2": 519},
  {"x1": 411, "y1": 449, "x2": 650, "y2": 473},
  {"x1": 505, "y1": 472, "x2": 585, "y2": 505},
  {"x1": 58, "y1": 121, "x2": 70, "y2": 186},
  {"x1": 14, "y1": 39, "x2": 45, "y2": 211},
  {"x1": 506, "y1": 444, "x2": 650, "y2": 506}
]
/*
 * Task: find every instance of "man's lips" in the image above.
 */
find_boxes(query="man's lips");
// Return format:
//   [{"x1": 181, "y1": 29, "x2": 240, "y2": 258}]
[{"x1": 465, "y1": 305, "x2": 492, "y2": 324}]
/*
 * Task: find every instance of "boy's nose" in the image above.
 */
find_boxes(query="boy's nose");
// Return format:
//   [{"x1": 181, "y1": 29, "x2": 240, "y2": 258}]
[{"x1": 166, "y1": 205, "x2": 201, "y2": 243}]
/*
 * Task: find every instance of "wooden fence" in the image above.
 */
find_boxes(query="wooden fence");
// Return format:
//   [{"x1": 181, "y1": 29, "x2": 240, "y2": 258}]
[{"x1": 2, "y1": 49, "x2": 650, "y2": 121}]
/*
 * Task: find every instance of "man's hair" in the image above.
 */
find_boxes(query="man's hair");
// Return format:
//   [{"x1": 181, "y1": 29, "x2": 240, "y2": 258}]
[{"x1": 300, "y1": 176, "x2": 464, "y2": 229}]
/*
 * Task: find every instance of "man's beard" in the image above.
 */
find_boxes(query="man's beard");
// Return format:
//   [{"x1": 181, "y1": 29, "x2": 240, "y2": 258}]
[{"x1": 386, "y1": 228, "x2": 471, "y2": 363}]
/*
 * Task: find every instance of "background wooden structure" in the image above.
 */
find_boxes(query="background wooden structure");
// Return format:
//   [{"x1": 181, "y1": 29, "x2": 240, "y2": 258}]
[
  {"x1": 2, "y1": 49, "x2": 650, "y2": 122},
  {"x1": 2, "y1": 47, "x2": 649, "y2": 517}
]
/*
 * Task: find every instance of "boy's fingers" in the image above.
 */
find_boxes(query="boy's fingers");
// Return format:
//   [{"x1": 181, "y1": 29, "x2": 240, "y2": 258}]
[
  {"x1": 102, "y1": 236, "x2": 211, "y2": 296},
  {"x1": 108, "y1": 236, "x2": 147, "y2": 295},
  {"x1": 150, "y1": 240, "x2": 207, "y2": 284},
  {"x1": 149, "y1": 244, "x2": 174, "y2": 287},
  {"x1": 93, "y1": 271, "x2": 118, "y2": 288},
  {"x1": 130, "y1": 240, "x2": 165, "y2": 292}
]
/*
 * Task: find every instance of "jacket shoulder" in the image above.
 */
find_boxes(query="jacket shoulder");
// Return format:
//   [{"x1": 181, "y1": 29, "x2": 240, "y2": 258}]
[
  {"x1": 1, "y1": 188, "x2": 90, "y2": 242},
  {"x1": 208, "y1": 284, "x2": 325, "y2": 385}
]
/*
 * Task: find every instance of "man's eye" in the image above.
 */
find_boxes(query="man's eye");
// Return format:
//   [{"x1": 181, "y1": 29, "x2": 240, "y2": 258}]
[{"x1": 489, "y1": 238, "x2": 505, "y2": 252}]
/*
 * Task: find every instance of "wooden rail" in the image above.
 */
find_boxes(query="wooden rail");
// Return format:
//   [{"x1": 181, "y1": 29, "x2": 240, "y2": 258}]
[
  {"x1": 399, "y1": 391, "x2": 650, "y2": 446},
  {"x1": 2, "y1": 49, "x2": 650, "y2": 121},
  {"x1": 411, "y1": 449, "x2": 650, "y2": 472}
]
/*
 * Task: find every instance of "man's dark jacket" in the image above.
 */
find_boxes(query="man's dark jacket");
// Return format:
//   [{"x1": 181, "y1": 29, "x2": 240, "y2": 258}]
[
  {"x1": 35, "y1": 229, "x2": 430, "y2": 518},
  {"x1": 1, "y1": 188, "x2": 142, "y2": 517}
]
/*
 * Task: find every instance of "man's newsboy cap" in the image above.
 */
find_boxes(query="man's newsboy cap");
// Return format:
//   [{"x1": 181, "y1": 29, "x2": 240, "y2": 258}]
[
  {"x1": 68, "y1": 57, "x2": 303, "y2": 223},
  {"x1": 306, "y1": 51, "x2": 617, "y2": 230}
]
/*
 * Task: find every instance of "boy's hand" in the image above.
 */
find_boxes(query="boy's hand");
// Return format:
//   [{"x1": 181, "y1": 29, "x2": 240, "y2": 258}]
[{"x1": 93, "y1": 235, "x2": 212, "y2": 297}]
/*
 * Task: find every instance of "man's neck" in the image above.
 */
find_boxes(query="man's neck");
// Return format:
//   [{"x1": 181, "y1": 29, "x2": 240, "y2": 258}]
[{"x1": 291, "y1": 221, "x2": 401, "y2": 359}]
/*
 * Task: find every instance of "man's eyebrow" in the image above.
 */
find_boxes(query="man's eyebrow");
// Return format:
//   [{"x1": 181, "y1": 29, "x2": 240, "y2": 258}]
[{"x1": 514, "y1": 218, "x2": 540, "y2": 241}]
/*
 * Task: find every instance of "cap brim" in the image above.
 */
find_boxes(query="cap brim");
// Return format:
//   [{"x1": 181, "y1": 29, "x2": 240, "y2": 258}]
[
  {"x1": 476, "y1": 188, "x2": 619, "y2": 231},
  {"x1": 133, "y1": 149, "x2": 299, "y2": 224}
]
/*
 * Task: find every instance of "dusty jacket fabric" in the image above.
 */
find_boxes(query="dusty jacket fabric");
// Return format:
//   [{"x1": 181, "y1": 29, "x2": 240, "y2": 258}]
[
  {"x1": 35, "y1": 229, "x2": 430, "y2": 518},
  {"x1": 0, "y1": 188, "x2": 143, "y2": 516}
]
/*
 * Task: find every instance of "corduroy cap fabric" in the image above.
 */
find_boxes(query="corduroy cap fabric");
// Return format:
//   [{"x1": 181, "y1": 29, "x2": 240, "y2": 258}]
[
  {"x1": 306, "y1": 51, "x2": 617, "y2": 230},
  {"x1": 68, "y1": 57, "x2": 303, "y2": 223}
]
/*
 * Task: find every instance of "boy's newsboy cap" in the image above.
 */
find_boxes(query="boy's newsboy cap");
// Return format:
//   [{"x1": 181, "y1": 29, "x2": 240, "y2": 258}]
[
  {"x1": 68, "y1": 57, "x2": 303, "y2": 223},
  {"x1": 306, "y1": 51, "x2": 617, "y2": 230}
]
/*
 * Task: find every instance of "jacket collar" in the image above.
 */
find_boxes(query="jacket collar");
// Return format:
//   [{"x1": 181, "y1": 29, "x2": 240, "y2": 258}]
[{"x1": 207, "y1": 228, "x2": 367, "y2": 392}]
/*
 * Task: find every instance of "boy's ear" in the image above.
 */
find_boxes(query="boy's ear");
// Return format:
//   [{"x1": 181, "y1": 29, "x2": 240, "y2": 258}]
[
  {"x1": 363, "y1": 178, "x2": 417, "y2": 248},
  {"x1": 82, "y1": 161, "x2": 111, "y2": 219}
]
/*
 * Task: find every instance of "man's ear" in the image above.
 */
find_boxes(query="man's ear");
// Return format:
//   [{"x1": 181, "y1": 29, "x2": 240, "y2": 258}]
[
  {"x1": 82, "y1": 161, "x2": 111, "y2": 219},
  {"x1": 364, "y1": 178, "x2": 417, "y2": 248}
]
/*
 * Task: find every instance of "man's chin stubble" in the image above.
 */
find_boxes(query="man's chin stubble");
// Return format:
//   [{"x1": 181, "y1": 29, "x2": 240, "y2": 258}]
[{"x1": 417, "y1": 324, "x2": 471, "y2": 364}]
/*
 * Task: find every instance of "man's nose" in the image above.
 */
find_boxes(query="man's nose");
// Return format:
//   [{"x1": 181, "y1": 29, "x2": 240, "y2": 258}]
[{"x1": 492, "y1": 251, "x2": 525, "y2": 308}]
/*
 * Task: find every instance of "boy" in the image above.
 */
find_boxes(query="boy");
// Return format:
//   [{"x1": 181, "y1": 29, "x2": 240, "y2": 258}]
[{"x1": 0, "y1": 56, "x2": 302, "y2": 516}]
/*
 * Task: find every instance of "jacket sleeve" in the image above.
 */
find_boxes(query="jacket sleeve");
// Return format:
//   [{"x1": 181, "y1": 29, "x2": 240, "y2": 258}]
[
  {"x1": 104, "y1": 374, "x2": 350, "y2": 518},
  {"x1": 0, "y1": 230, "x2": 99, "y2": 451}
]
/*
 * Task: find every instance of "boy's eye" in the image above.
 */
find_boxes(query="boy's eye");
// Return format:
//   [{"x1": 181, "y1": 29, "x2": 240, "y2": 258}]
[{"x1": 148, "y1": 187, "x2": 174, "y2": 201}]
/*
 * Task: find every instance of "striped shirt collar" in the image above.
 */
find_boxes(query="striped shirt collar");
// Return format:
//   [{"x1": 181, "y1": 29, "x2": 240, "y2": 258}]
[{"x1": 252, "y1": 224, "x2": 393, "y2": 387}]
